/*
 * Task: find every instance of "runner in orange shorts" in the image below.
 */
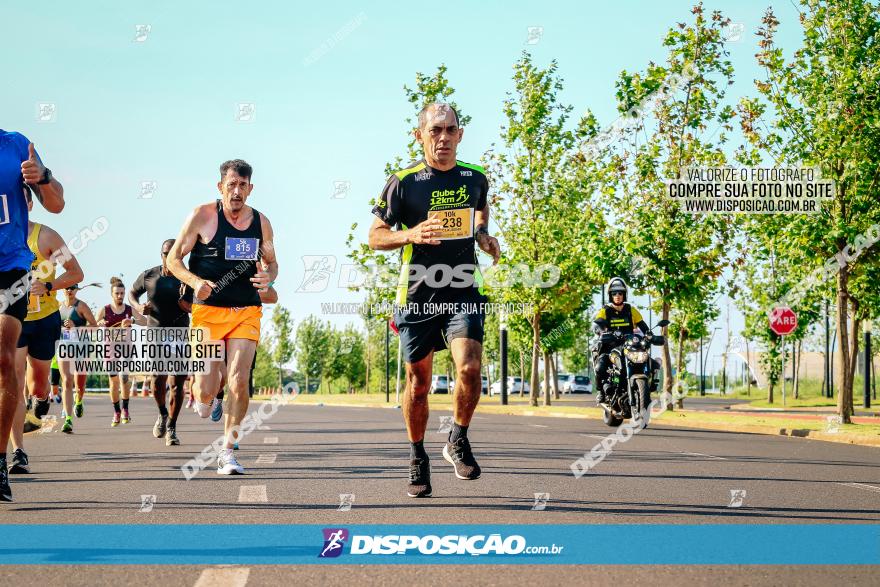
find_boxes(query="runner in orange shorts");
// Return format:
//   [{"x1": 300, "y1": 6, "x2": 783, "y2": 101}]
[{"x1": 166, "y1": 159, "x2": 277, "y2": 476}]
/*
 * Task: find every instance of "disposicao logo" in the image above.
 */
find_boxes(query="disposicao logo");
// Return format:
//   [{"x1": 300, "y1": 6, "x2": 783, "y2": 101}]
[{"x1": 318, "y1": 528, "x2": 349, "y2": 558}]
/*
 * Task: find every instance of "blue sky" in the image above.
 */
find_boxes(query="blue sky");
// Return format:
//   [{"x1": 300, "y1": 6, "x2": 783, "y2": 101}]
[{"x1": 5, "y1": 0, "x2": 805, "y2": 374}]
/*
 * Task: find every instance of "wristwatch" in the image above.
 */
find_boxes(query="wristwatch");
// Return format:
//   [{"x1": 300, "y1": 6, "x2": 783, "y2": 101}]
[
  {"x1": 476, "y1": 225, "x2": 490, "y2": 238},
  {"x1": 37, "y1": 168, "x2": 52, "y2": 185},
  {"x1": 45, "y1": 282, "x2": 53, "y2": 293}
]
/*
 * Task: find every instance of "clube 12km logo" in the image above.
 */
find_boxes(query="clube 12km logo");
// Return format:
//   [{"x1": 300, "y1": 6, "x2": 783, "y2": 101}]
[{"x1": 318, "y1": 528, "x2": 564, "y2": 557}]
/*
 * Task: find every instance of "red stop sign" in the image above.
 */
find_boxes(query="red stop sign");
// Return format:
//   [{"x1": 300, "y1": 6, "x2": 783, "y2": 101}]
[{"x1": 769, "y1": 306, "x2": 797, "y2": 336}]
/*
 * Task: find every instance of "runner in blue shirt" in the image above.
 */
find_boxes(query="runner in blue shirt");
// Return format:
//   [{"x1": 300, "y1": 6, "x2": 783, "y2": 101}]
[{"x1": 0, "y1": 130, "x2": 65, "y2": 502}]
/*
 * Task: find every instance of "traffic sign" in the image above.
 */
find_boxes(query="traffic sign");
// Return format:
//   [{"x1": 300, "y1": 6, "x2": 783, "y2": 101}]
[{"x1": 769, "y1": 306, "x2": 797, "y2": 336}]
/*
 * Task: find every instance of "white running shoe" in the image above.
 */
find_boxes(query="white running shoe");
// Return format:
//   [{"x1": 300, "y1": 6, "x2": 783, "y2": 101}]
[
  {"x1": 193, "y1": 400, "x2": 211, "y2": 418},
  {"x1": 217, "y1": 448, "x2": 244, "y2": 475}
]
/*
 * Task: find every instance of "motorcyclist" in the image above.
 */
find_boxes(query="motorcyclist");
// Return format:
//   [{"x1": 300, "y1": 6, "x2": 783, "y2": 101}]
[{"x1": 592, "y1": 277, "x2": 650, "y2": 404}]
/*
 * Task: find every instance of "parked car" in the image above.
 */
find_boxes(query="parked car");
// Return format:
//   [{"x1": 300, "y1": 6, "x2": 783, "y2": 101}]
[
  {"x1": 430, "y1": 375, "x2": 450, "y2": 394},
  {"x1": 447, "y1": 376, "x2": 487, "y2": 394},
  {"x1": 489, "y1": 376, "x2": 530, "y2": 396},
  {"x1": 564, "y1": 375, "x2": 592, "y2": 394},
  {"x1": 556, "y1": 373, "x2": 571, "y2": 393}
]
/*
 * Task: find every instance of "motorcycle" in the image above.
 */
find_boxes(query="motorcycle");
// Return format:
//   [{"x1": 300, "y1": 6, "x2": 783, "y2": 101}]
[{"x1": 592, "y1": 319, "x2": 669, "y2": 428}]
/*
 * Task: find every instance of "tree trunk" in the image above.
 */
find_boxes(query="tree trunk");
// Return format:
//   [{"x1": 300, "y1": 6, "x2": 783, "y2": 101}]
[
  {"x1": 305, "y1": 373, "x2": 310, "y2": 394},
  {"x1": 365, "y1": 327, "x2": 370, "y2": 393},
  {"x1": 661, "y1": 301, "x2": 674, "y2": 410},
  {"x1": 543, "y1": 350, "x2": 551, "y2": 406},
  {"x1": 745, "y1": 337, "x2": 751, "y2": 396},
  {"x1": 847, "y1": 310, "x2": 860, "y2": 417},
  {"x1": 836, "y1": 266, "x2": 852, "y2": 423},
  {"x1": 519, "y1": 349, "x2": 526, "y2": 398},
  {"x1": 485, "y1": 362, "x2": 492, "y2": 395},
  {"x1": 675, "y1": 326, "x2": 686, "y2": 409},
  {"x1": 552, "y1": 352, "x2": 560, "y2": 400},
  {"x1": 768, "y1": 381, "x2": 774, "y2": 404},
  {"x1": 530, "y1": 313, "x2": 541, "y2": 407}
]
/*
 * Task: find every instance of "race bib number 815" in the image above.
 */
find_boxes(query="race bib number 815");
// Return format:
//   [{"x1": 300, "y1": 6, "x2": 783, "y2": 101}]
[
  {"x1": 225, "y1": 237, "x2": 260, "y2": 261},
  {"x1": 428, "y1": 208, "x2": 474, "y2": 240}
]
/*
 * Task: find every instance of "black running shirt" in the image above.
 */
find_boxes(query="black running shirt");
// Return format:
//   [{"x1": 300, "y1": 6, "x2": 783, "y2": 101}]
[{"x1": 372, "y1": 159, "x2": 488, "y2": 305}]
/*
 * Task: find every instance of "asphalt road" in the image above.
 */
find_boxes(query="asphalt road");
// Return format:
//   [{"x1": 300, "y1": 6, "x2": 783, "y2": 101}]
[{"x1": 2, "y1": 396, "x2": 878, "y2": 585}]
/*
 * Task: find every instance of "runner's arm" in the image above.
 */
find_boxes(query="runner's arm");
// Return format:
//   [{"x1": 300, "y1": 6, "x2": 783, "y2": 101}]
[
  {"x1": 95, "y1": 305, "x2": 107, "y2": 326},
  {"x1": 128, "y1": 272, "x2": 149, "y2": 317},
  {"x1": 368, "y1": 216, "x2": 442, "y2": 250},
  {"x1": 78, "y1": 302, "x2": 98, "y2": 327},
  {"x1": 167, "y1": 206, "x2": 212, "y2": 292},
  {"x1": 474, "y1": 204, "x2": 500, "y2": 264},
  {"x1": 251, "y1": 213, "x2": 277, "y2": 291},
  {"x1": 31, "y1": 227, "x2": 83, "y2": 294},
  {"x1": 21, "y1": 142, "x2": 64, "y2": 213},
  {"x1": 177, "y1": 284, "x2": 193, "y2": 313},
  {"x1": 259, "y1": 287, "x2": 278, "y2": 304}
]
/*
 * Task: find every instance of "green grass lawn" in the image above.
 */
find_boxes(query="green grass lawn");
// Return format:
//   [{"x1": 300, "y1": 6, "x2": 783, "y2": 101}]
[{"x1": 689, "y1": 376, "x2": 876, "y2": 409}]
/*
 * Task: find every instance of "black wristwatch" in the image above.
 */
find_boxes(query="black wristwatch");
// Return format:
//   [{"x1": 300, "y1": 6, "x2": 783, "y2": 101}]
[
  {"x1": 37, "y1": 168, "x2": 52, "y2": 185},
  {"x1": 45, "y1": 281, "x2": 54, "y2": 293},
  {"x1": 476, "y1": 225, "x2": 490, "y2": 237}
]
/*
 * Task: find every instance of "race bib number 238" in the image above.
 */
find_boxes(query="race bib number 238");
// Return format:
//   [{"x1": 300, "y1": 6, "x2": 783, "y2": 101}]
[{"x1": 428, "y1": 208, "x2": 474, "y2": 240}]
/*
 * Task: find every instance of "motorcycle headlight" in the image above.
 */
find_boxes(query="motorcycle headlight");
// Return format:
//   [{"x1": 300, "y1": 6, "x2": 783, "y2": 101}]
[{"x1": 625, "y1": 350, "x2": 649, "y2": 363}]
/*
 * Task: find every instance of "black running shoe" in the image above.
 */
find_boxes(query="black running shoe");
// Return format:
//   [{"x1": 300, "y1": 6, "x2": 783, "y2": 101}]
[
  {"x1": 407, "y1": 457, "x2": 432, "y2": 498},
  {"x1": 34, "y1": 398, "x2": 51, "y2": 419},
  {"x1": 0, "y1": 463, "x2": 11, "y2": 502},
  {"x1": 153, "y1": 414, "x2": 167, "y2": 439},
  {"x1": 443, "y1": 438, "x2": 481, "y2": 480},
  {"x1": 8, "y1": 449, "x2": 29, "y2": 475},
  {"x1": 165, "y1": 427, "x2": 180, "y2": 446}
]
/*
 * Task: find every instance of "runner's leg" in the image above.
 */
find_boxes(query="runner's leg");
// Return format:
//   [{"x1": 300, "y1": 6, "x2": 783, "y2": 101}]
[
  {"x1": 449, "y1": 338, "x2": 483, "y2": 427},
  {"x1": 0, "y1": 315, "x2": 24, "y2": 499},
  {"x1": 10, "y1": 347, "x2": 29, "y2": 451},
  {"x1": 152, "y1": 374, "x2": 169, "y2": 438},
  {"x1": 223, "y1": 338, "x2": 256, "y2": 449},
  {"x1": 193, "y1": 359, "x2": 224, "y2": 417}
]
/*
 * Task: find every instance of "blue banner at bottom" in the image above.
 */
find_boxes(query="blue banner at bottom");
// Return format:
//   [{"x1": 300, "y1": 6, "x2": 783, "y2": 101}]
[{"x1": 1, "y1": 524, "x2": 877, "y2": 565}]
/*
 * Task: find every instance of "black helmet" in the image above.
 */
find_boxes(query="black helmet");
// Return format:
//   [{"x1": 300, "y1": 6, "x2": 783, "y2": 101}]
[{"x1": 607, "y1": 277, "x2": 628, "y2": 302}]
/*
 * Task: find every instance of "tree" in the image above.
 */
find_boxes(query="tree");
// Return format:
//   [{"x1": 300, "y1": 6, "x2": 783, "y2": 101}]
[
  {"x1": 270, "y1": 306, "x2": 294, "y2": 387},
  {"x1": 326, "y1": 324, "x2": 367, "y2": 393},
  {"x1": 598, "y1": 3, "x2": 736, "y2": 408},
  {"x1": 294, "y1": 315, "x2": 331, "y2": 392},
  {"x1": 486, "y1": 52, "x2": 606, "y2": 407},
  {"x1": 738, "y1": 0, "x2": 880, "y2": 421}
]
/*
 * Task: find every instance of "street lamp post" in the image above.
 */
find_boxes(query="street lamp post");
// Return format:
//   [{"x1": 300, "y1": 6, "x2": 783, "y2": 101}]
[{"x1": 500, "y1": 308, "x2": 508, "y2": 406}]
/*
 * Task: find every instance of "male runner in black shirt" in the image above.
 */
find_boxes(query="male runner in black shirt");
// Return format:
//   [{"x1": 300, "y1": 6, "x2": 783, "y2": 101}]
[
  {"x1": 369, "y1": 103, "x2": 500, "y2": 498},
  {"x1": 129, "y1": 239, "x2": 193, "y2": 446}
]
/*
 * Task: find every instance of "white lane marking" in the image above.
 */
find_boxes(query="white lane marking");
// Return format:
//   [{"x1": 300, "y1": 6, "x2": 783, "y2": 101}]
[
  {"x1": 257, "y1": 425, "x2": 270, "y2": 431},
  {"x1": 194, "y1": 567, "x2": 250, "y2": 587},
  {"x1": 580, "y1": 434, "x2": 606, "y2": 440},
  {"x1": 472, "y1": 416, "x2": 487, "y2": 420},
  {"x1": 238, "y1": 485, "x2": 268, "y2": 503},
  {"x1": 263, "y1": 437, "x2": 279, "y2": 444},
  {"x1": 256, "y1": 454, "x2": 277, "y2": 464},
  {"x1": 530, "y1": 424, "x2": 548, "y2": 428},
  {"x1": 837, "y1": 482, "x2": 880, "y2": 493},
  {"x1": 680, "y1": 452, "x2": 727, "y2": 460}
]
